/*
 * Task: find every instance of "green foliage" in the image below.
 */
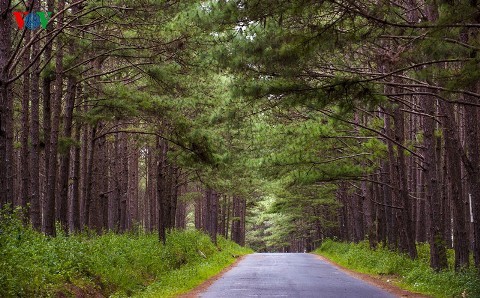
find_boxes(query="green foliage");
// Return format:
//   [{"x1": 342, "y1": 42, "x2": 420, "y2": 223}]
[
  {"x1": 0, "y1": 209, "x2": 251, "y2": 298},
  {"x1": 139, "y1": 236, "x2": 252, "y2": 298},
  {"x1": 316, "y1": 240, "x2": 480, "y2": 298},
  {"x1": 40, "y1": 62, "x2": 56, "y2": 81},
  {"x1": 57, "y1": 137, "x2": 79, "y2": 154}
]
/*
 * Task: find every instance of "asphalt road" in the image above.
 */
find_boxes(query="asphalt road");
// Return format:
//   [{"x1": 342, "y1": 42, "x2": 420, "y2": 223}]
[{"x1": 199, "y1": 253, "x2": 396, "y2": 298}]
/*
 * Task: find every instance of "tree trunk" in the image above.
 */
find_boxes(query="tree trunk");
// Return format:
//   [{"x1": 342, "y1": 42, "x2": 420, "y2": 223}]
[
  {"x1": 148, "y1": 146, "x2": 157, "y2": 232},
  {"x1": 71, "y1": 119, "x2": 82, "y2": 232},
  {"x1": 170, "y1": 166, "x2": 179, "y2": 228},
  {"x1": 29, "y1": 25, "x2": 42, "y2": 230},
  {"x1": 0, "y1": 1, "x2": 13, "y2": 209},
  {"x1": 57, "y1": 2, "x2": 75, "y2": 232},
  {"x1": 109, "y1": 133, "x2": 120, "y2": 231},
  {"x1": 119, "y1": 132, "x2": 128, "y2": 232},
  {"x1": 439, "y1": 100, "x2": 470, "y2": 269},
  {"x1": 393, "y1": 104, "x2": 417, "y2": 259},
  {"x1": 384, "y1": 106, "x2": 399, "y2": 249},
  {"x1": 231, "y1": 196, "x2": 246, "y2": 246},
  {"x1": 42, "y1": 0, "x2": 55, "y2": 235},
  {"x1": 85, "y1": 125, "x2": 97, "y2": 230},
  {"x1": 128, "y1": 144, "x2": 139, "y2": 228},
  {"x1": 460, "y1": 14, "x2": 480, "y2": 268},
  {"x1": 205, "y1": 188, "x2": 218, "y2": 244},
  {"x1": 20, "y1": 31, "x2": 31, "y2": 214},
  {"x1": 422, "y1": 93, "x2": 448, "y2": 270},
  {"x1": 157, "y1": 137, "x2": 167, "y2": 243},
  {"x1": 195, "y1": 186, "x2": 203, "y2": 230},
  {"x1": 175, "y1": 183, "x2": 187, "y2": 229}
]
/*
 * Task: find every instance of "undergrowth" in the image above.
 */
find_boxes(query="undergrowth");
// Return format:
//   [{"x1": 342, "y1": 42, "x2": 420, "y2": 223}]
[
  {"x1": 0, "y1": 208, "x2": 252, "y2": 297},
  {"x1": 315, "y1": 239, "x2": 480, "y2": 298}
]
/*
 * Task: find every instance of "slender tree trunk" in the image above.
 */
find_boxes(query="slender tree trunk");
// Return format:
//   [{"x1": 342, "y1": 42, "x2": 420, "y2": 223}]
[
  {"x1": 42, "y1": 0, "x2": 55, "y2": 235},
  {"x1": 20, "y1": 31, "x2": 31, "y2": 214},
  {"x1": 30, "y1": 23, "x2": 42, "y2": 229},
  {"x1": 119, "y1": 132, "x2": 128, "y2": 232},
  {"x1": 195, "y1": 193, "x2": 202, "y2": 230},
  {"x1": 130, "y1": 146, "x2": 139, "y2": 227},
  {"x1": 0, "y1": 1, "x2": 13, "y2": 209},
  {"x1": 439, "y1": 100, "x2": 470, "y2": 269},
  {"x1": 148, "y1": 146, "x2": 157, "y2": 232},
  {"x1": 393, "y1": 104, "x2": 417, "y2": 259},
  {"x1": 443, "y1": 144, "x2": 453, "y2": 248},
  {"x1": 384, "y1": 105, "x2": 399, "y2": 249},
  {"x1": 109, "y1": 133, "x2": 120, "y2": 231},
  {"x1": 100, "y1": 134, "x2": 109, "y2": 231},
  {"x1": 175, "y1": 183, "x2": 187, "y2": 229},
  {"x1": 422, "y1": 93, "x2": 448, "y2": 270},
  {"x1": 72, "y1": 120, "x2": 81, "y2": 232},
  {"x1": 365, "y1": 180, "x2": 376, "y2": 248},
  {"x1": 460, "y1": 14, "x2": 480, "y2": 268},
  {"x1": 205, "y1": 188, "x2": 212, "y2": 236},
  {"x1": 170, "y1": 166, "x2": 179, "y2": 228},
  {"x1": 205, "y1": 188, "x2": 218, "y2": 244},
  {"x1": 231, "y1": 196, "x2": 246, "y2": 246},
  {"x1": 218, "y1": 195, "x2": 226, "y2": 237},
  {"x1": 85, "y1": 125, "x2": 97, "y2": 230},
  {"x1": 157, "y1": 137, "x2": 167, "y2": 243},
  {"x1": 227, "y1": 195, "x2": 233, "y2": 239},
  {"x1": 57, "y1": 10, "x2": 76, "y2": 232},
  {"x1": 52, "y1": 0, "x2": 66, "y2": 224},
  {"x1": 80, "y1": 110, "x2": 89, "y2": 228},
  {"x1": 231, "y1": 196, "x2": 239, "y2": 244}
]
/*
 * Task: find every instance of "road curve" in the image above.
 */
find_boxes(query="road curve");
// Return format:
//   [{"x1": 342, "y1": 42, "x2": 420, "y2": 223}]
[{"x1": 199, "y1": 253, "x2": 395, "y2": 298}]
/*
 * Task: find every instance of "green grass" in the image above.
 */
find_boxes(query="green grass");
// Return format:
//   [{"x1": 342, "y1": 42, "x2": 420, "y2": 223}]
[
  {"x1": 0, "y1": 208, "x2": 252, "y2": 297},
  {"x1": 137, "y1": 236, "x2": 250, "y2": 297},
  {"x1": 314, "y1": 239, "x2": 480, "y2": 298}
]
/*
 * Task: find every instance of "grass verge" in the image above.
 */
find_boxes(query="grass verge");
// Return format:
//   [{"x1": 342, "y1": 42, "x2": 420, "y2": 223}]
[
  {"x1": 0, "y1": 208, "x2": 252, "y2": 297},
  {"x1": 314, "y1": 239, "x2": 480, "y2": 298}
]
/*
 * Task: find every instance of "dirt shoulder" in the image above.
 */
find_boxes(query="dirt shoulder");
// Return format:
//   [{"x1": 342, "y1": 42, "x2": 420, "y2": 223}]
[
  {"x1": 178, "y1": 255, "x2": 247, "y2": 298},
  {"x1": 313, "y1": 254, "x2": 431, "y2": 298}
]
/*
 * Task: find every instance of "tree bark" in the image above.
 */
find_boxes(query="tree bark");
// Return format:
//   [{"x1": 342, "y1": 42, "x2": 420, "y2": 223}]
[
  {"x1": 119, "y1": 132, "x2": 128, "y2": 232},
  {"x1": 29, "y1": 22, "x2": 42, "y2": 229},
  {"x1": 384, "y1": 105, "x2": 399, "y2": 249},
  {"x1": 20, "y1": 31, "x2": 31, "y2": 214},
  {"x1": 205, "y1": 188, "x2": 218, "y2": 244},
  {"x1": 231, "y1": 196, "x2": 246, "y2": 246},
  {"x1": 42, "y1": 0, "x2": 55, "y2": 235},
  {"x1": 85, "y1": 125, "x2": 97, "y2": 230},
  {"x1": 0, "y1": 1, "x2": 14, "y2": 209},
  {"x1": 71, "y1": 118, "x2": 82, "y2": 232},
  {"x1": 422, "y1": 93, "x2": 448, "y2": 270},
  {"x1": 393, "y1": 104, "x2": 417, "y2": 259},
  {"x1": 175, "y1": 183, "x2": 187, "y2": 229},
  {"x1": 157, "y1": 137, "x2": 167, "y2": 243},
  {"x1": 439, "y1": 100, "x2": 470, "y2": 269},
  {"x1": 460, "y1": 7, "x2": 480, "y2": 267}
]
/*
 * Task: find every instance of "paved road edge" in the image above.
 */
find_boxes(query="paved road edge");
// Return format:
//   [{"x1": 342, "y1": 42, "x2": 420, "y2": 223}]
[
  {"x1": 312, "y1": 254, "x2": 430, "y2": 298},
  {"x1": 179, "y1": 254, "x2": 249, "y2": 298}
]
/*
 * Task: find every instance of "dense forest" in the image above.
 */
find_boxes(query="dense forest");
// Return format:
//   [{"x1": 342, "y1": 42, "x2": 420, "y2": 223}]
[{"x1": 1, "y1": 0, "x2": 480, "y2": 279}]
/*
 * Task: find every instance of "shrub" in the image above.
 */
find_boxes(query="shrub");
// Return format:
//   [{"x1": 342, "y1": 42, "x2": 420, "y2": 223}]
[{"x1": 0, "y1": 208, "x2": 251, "y2": 297}]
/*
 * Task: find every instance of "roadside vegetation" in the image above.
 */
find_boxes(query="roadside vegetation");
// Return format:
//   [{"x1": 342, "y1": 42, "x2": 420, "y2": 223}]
[
  {"x1": 0, "y1": 209, "x2": 251, "y2": 297},
  {"x1": 315, "y1": 240, "x2": 480, "y2": 298}
]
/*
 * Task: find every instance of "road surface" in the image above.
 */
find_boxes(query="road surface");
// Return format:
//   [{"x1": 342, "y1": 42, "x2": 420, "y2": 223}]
[{"x1": 199, "y1": 253, "x2": 395, "y2": 298}]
